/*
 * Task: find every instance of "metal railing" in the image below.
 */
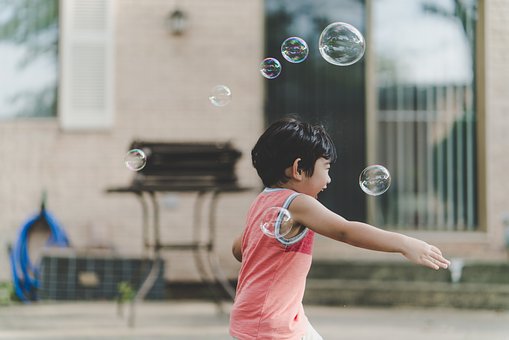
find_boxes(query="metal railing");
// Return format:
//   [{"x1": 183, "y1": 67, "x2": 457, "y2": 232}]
[{"x1": 373, "y1": 84, "x2": 477, "y2": 231}]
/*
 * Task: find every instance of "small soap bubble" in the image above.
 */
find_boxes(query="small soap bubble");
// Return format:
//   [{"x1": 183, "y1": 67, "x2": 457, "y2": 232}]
[
  {"x1": 281, "y1": 37, "x2": 309, "y2": 63},
  {"x1": 209, "y1": 85, "x2": 232, "y2": 107},
  {"x1": 125, "y1": 149, "x2": 147, "y2": 171},
  {"x1": 260, "y1": 206, "x2": 295, "y2": 238},
  {"x1": 319, "y1": 22, "x2": 365, "y2": 66},
  {"x1": 359, "y1": 165, "x2": 391, "y2": 196},
  {"x1": 260, "y1": 57, "x2": 282, "y2": 79}
]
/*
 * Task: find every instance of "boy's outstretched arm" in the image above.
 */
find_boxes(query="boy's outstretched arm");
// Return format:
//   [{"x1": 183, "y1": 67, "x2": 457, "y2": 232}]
[
  {"x1": 232, "y1": 234, "x2": 243, "y2": 262},
  {"x1": 290, "y1": 194, "x2": 450, "y2": 270}
]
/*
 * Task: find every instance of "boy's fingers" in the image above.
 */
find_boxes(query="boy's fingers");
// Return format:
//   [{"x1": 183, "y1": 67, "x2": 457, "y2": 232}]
[
  {"x1": 428, "y1": 245, "x2": 451, "y2": 268},
  {"x1": 423, "y1": 258, "x2": 440, "y2": 270},
  {"x1": 434, "y1": 254, "x2": 451, "y2": 267},
  {"x1": 428, "y1": 255, "x2": 449, "y2": 269}
]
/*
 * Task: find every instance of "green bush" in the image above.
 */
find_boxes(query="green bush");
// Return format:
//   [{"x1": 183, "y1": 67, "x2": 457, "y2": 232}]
[
  {"x1": 0, "y1": 282, "x2": 14, "y2": 306},
  {"x1": 117, "y1": 281, "x2": 135, "y2": 303}
]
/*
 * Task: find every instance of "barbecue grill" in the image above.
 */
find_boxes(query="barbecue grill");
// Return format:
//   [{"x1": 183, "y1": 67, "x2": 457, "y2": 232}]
[{"x1": 107, "y1": 141, "x2": 250, "y2": 326}]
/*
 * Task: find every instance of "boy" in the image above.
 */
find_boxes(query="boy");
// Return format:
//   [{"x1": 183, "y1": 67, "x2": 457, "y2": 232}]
[{"x1": 230, "y1": 117, "x2": 450, "y2": 340}]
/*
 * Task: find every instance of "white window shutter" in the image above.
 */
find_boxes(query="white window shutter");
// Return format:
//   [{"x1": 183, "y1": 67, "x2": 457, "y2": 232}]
[{"x1": 59, "y1": 0, "x2": 115, "y2": 130}]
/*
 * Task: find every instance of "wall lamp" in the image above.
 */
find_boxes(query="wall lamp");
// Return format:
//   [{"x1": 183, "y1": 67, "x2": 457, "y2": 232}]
[{"x1": 166, "y1": 8, "x2": 187, "y2": 36}]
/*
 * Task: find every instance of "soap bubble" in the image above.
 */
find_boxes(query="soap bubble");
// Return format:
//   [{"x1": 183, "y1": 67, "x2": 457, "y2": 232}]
[
  {"x1": 209, "y1": 85, "x2": 232, "y2": 107},
  {"x1": 281, "y1": 36, "x2": 309, "y2": 63},
  {"x1": 125, "y1": 149, "x2": 147, "y2": 171},
  {"x1": 260, "y1": 206, "x2": 296, "y2": 238},
  {"x1": 319, "y1": 22, "x2": 365, "y2": 66},
  {"x1": 260, "y1": 57, "x2": 282, "y2": 79},
  {"x1": 359, "y1": 165, "x2": 391, "y2": 196}
]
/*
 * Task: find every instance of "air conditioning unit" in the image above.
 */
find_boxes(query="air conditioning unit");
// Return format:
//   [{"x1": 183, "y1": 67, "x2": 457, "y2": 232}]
[{"x1": 38, "y1": 250, "x2": 165, "y2": 301}]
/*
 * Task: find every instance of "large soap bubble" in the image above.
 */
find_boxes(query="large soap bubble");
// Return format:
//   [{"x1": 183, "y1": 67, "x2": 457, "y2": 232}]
[
  {"x1": 319, "y1": 22, "x2": 365, "y2": 66},
  {"x1": 359, "y1": 165, "x2": 391, "y2": 196}
]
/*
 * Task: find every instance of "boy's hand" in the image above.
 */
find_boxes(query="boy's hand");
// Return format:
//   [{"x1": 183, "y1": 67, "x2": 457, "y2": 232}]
[
  {"x1": 232, "y1": 234, "x2": 243, "y2": 262},
  {"x1": 401, "y1": 237, "x2": 450, "y2": 270}
]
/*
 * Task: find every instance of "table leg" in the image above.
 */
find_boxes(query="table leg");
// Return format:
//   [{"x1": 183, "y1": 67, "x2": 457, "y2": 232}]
[
  {"x1": 127, "y1": 191, "x2": 161, "y2": 327},
  {"x1": 207, "y1": 191, "x2": 236, "y2": 300},
  {"x1": 191, "y1": 192, "x2": 211, "y2": 280},
  {"x1": 127, "y1": 258, "x2": 162, "y2": 327},
  {"x1": 191, "y1": 192, "x2": 227, "y2": 312},
  {"x1": 135, "y1": 192, "x2": 151, "y2": 256}
]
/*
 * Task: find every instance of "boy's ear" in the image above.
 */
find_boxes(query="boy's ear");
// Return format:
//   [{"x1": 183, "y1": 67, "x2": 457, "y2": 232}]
[{"x1": 291, "y1": 158, "x2": 304, "y2": 180}]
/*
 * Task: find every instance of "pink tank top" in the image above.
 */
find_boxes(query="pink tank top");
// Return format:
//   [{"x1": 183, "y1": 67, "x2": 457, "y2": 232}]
[{"x1": 230, "y1": 188, "x2": 314, "y2": 340}]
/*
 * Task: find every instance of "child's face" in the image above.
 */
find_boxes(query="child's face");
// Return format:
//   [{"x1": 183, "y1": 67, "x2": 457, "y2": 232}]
[{"x1": 302, "y1": 157, "x2": 331, "y2": 198}]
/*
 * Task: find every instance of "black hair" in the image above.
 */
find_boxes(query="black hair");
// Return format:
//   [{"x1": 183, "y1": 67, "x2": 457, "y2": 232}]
[{"x1": 251, "y1": 117, "x2": 337, "y2": 187}]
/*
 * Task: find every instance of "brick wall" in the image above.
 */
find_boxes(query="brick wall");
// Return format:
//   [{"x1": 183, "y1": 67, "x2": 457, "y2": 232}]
[
  {"x1": 484, "y1": 0, "x2": 509, "y2": 251},
  {"x1": 0, "y1": 0, "x2": 263, "y2": 282}
]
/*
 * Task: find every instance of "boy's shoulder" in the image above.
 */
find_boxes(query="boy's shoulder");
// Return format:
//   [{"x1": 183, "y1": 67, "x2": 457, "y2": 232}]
[
  {"x1": 258, "y1": 187, "x2": 300, "y2": 202},
  {"x1": 260, "y1": 187, "x2": 299, "y2": 195}
]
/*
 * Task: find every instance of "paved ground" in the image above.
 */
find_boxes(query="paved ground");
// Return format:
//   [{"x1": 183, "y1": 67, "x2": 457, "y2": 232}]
[{"x1": 0, "y1": 301, "x2": 508, "y2": 339}]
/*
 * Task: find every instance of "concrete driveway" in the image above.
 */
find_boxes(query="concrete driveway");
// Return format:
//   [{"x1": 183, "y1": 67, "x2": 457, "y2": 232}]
[{"x1": 0, "y1": 301, "x2": 508, "y2": 339}]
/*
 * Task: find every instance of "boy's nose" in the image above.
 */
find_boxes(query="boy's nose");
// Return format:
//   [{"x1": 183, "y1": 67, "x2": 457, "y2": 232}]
[{"x1": 327, "y1": 175, "x2": 331, "y2": 184}]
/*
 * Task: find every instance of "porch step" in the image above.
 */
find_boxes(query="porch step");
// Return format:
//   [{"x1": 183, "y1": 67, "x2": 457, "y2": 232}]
[{"x1": 303, "y1": 260, "x2": 509, "y2": 309}]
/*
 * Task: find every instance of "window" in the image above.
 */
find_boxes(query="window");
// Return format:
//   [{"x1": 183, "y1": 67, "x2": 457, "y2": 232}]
[
  {"x1": 0, "y1": 0, "x2": 114, "y2": 129},
  {"x1": 0, "y1": 0, "x2": 59, "y2": 118},
  {"x1": 265, "y1": 0, "x2": 367, "y2": 221},
  {"x1": 369, "y1": 0, "x2": 479, "y2": 230}
]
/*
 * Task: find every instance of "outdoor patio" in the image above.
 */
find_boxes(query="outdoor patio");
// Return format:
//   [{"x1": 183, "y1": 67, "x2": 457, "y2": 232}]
[{"x1": 0, "y1": 301, "x2": 508, "y2": 339}]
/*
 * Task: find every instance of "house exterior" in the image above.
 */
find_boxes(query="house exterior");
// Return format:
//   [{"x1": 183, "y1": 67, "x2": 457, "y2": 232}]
[{"x1": 0, "y1": 0, "x2": 508, "y2": 285}]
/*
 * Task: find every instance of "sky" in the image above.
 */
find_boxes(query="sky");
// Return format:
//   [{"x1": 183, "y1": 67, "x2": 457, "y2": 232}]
[
  {"x1": 374, "y1": 0, "x2": 474, "y2": 85},
  {"x1": 0, "y1": 44, "x2": 57, "y2": 117}
]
